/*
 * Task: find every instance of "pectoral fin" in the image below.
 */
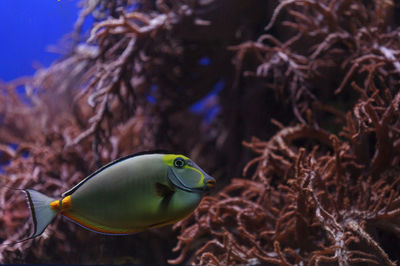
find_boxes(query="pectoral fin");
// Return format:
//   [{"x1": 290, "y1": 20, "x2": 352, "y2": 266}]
[
  {"x1": 155, "y1": 182, "x2": 174, "y2": 210},
  {"x1": 155, "y1": 182, "x2": 174, "y2": 198}
]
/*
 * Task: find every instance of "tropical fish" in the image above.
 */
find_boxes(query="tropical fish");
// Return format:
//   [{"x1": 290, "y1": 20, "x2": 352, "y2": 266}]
[{"x1": 18, "y1": 151, "x2": 215, "y2": 240}]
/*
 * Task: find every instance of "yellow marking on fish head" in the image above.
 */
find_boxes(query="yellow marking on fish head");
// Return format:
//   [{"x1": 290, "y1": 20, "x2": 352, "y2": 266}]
[
  {"x1": 163, "y1": 154, "x2": 214, "y2": 191},
  {"x1": 162, "y1": 154, "x2": 190, "y2": 167}
]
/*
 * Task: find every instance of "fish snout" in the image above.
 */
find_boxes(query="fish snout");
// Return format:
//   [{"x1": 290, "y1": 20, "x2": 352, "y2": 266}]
[{"x1": 204, "y1": 175, "x2": 216, "y2": 189}]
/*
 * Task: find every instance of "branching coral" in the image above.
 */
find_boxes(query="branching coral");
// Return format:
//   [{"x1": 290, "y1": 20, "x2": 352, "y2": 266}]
[
  {"x1": 229, "y1": 0, "x2": 400, "y2": 125},
  {"x1": 0, "y1": 0, "x2": 269, "y2": 263},
  {"x1": 171, "y1": 111, "x2": 400, "y2": 265},
  {"x1": 170, "y1": 0, "x2": 400, "y2": 265}
]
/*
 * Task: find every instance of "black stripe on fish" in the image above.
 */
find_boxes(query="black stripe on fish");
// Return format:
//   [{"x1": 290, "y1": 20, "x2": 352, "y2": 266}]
[{"x1": 24, "y1": 190, "x2": 37, "y2": 236}]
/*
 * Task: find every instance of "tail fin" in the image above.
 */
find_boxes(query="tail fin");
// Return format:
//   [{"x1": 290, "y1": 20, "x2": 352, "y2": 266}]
[{"x1": 23, "y1": 189, "x2": 58, "y2": 240}]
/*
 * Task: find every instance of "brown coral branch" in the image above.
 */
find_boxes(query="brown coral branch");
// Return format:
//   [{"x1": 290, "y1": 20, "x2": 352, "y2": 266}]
[{"x1": 347, "y1": 221, "x2": 396, "y2": 266}]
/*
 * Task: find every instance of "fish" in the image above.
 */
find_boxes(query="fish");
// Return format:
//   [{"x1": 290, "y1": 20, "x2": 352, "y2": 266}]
[{"x1": 17, "y1": 151, "x2": 215, "y2": 240}]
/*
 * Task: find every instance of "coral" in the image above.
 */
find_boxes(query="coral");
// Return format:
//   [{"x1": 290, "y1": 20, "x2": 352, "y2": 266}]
[
  {"x1": 171, "y1": 121, "x2": 400, "y2": 265},
  {"x1": 1, "y1": 0, "x2": 400, "y2": 264},
  {"x1": 170, "y1": 0, "x2": 400, "y2": 265}
]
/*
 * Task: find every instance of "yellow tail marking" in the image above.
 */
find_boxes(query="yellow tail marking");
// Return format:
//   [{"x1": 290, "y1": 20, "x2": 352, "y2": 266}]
[
  {"x1": 50, "y1": 200, "x2": 60, "y2": 210},
  {"x1": 61, "y1": 195, "x2": 72, "y2": 210},
  {"x1": 50, "y1": 195, "x2": 72, "y2": 211}
]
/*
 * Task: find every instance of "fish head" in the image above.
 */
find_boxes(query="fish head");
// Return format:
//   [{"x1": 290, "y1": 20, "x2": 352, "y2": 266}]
[{"x1": 163, "y1": 154, "x2": 215, "y2": 193}]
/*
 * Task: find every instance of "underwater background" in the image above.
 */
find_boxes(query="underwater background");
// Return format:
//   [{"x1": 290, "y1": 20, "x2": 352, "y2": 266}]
[
  {"x1": 0, "y1": 1, "x2": 78, "y2": 82},
  {"x1": 1, "y1": 0, "x2": 400, "y2": 265}
]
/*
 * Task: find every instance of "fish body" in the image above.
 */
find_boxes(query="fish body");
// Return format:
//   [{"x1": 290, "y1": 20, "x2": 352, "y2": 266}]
[{"x1": 22, "y1": 151, "x2": 215, "y2": 239}]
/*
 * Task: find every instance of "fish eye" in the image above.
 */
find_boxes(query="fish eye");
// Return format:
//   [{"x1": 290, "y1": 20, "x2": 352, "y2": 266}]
[{"x1": 173, "y1": 157, "x2": 185, "y2": 168}]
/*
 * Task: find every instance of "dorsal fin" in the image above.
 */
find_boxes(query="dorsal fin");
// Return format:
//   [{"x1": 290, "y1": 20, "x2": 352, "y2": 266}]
[{"x1": 62, "y1": 150, "x2": 172, "y2": 197}]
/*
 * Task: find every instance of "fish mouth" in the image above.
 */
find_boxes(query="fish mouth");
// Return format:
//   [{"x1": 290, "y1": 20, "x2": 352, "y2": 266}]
[{"x1": 206, "y1": 179, "x2": 216, "y2": 188}]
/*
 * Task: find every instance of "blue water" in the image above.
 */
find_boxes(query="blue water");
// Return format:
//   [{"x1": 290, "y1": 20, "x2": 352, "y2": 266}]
[
  {"x1": 0, "y1": 1, "x2": 79, "y2": 172},
  {"x1": 0, "y1": 1, "x2": 222, "y2": 172},
  {"x1": 0, "y1": 0, "x2": 79, "y2": 81}
]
